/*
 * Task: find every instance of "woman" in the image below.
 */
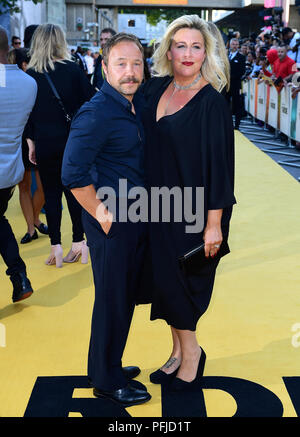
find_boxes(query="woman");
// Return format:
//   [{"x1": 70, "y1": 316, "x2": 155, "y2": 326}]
[
  {"x1": 8, "y1": 47, "x2": 48, "y2": 244},
  {"x1": 26, "y1": 24, "x2": 94, "y2": 267},
  {"x1": 141, "y1": 15, "x2": 236, "y2": 391}
]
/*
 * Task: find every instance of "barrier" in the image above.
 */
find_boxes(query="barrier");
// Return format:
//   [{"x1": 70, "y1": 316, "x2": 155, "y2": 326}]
[{"x1": 242, "y1": 78, "x2": 300, "y2": 143}]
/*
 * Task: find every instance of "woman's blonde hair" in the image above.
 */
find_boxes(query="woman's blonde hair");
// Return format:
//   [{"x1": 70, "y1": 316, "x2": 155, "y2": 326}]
[
  {"x1": 152, "y1": 15, "x2": 228, "y2": 92},
  {"x1": 28, "y1": 23, "x2": 70, "y2": 73},
  {"x1": 207, "y1": 21, "x2": 230, "y2": 92}
]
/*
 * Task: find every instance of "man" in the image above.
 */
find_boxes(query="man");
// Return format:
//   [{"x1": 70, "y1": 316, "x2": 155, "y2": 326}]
[
  {"x1": 84, "y1": 48, "x2": 94, "y2": 81},
  {"x1": 240, "y1": 42, "x2": 248, "y2": 57},
  {"x1": 74, "y1": 46, "x2": 88, "y2": 74},
  {"x1": 0, "y1": 26, "x2": 37, "y2": 302},
  {"x1": 92, "y1": 27, "x2": 116, "y2": 90},
  {"x1": 11, "y1": 35, "x2": 21, "y2": 48},
  {"x1": 226, "y1": 38, "x2": 246, "y2": 130},
  {"x1": 270, "y1": 45, "x2": 296, "y2": 84},
  {"x1": 282, "y1": 27, "x2": 300, "y2": 67},
  {"x1": 62, "y1": 33, "x2": 151, "y2": 407}
]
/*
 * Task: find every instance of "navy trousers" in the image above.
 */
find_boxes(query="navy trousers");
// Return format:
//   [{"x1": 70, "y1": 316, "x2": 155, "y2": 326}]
[
  {"x1": 82, "y1": 209, "x2": 147, "y2": 391},
  {"x1": 0, "y1": 186, "x2": 26, "y2": 277}
]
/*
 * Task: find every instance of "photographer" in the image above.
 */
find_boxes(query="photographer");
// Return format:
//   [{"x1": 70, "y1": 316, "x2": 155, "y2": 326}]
[{"x1": 282, "y1": 27, "x2": 300, "y2": 67}]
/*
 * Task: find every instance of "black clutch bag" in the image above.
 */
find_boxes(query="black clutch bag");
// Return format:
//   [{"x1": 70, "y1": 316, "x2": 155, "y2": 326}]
[{"x1": 179, "y1": 241, "x2": 230, "y2": 275}]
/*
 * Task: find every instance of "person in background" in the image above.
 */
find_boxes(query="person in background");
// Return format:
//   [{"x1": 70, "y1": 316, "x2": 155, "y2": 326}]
[
  {"x1": 242, "y1": 51, "x2": 255, "y2": 81},
  {"x1": 92, "y1": 27, "x2": 116, "y2": 91},
  {"x1": 226, "y1": 37, "x2": 246, "y2": 130},
  {"x1": 282, "y1": 27, "x2": 300, "y2": 68},
  {"x1": 11, "y1": 35, "x2": 21, "y2": 49},
  {"x1": 271, "y1": 45, "x2": 296, "y2": 82},
  {"x1": 84, "y1": 48, "x2": 94, "y2": 82},
  {"x1": 7, "y1": 47, "x2": 48, "y2": 244},
  {"x1": 25, "y1": 24, "x2": 94, "y2": 267},
  {"x1": 74, "y1": 46, "x2": 88, "y2": 74},
  {"x1": 23, "y1": 25, "x2": 38, "y2": 49},
  {"x1": 0, "y1": 26, "x2": 37, "y2": 302}
]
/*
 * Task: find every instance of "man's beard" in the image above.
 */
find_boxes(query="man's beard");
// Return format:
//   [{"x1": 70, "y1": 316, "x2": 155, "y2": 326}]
[{"x1": 118, "y1": 77, "x2": 141, "y2": 96}]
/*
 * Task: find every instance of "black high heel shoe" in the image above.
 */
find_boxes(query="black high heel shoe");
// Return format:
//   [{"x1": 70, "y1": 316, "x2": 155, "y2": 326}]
[
  {"x1": 169, "y1": 347, "x2": 206, "y2": 392},
  {"x1": 150, "y1": 367, "x2": 179, "y2": 385}
]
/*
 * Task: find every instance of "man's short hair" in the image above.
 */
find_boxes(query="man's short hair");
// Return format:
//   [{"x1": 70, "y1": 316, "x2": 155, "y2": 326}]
[
  {"x1": 101, "y1": 28, "x2": 116, "y2": 37},
  {"x1": 282, "y1": 27, "x2": 293, "y2": 37},
  {"x1": 12, "y1": 35, "x2": 20, "y2": 43},
  {"x1": 24, "y1": 25, "x2": 38, "y2": 48},
  {"x1": 102, "y1": 32, "x2": 144, "y2": 66}
]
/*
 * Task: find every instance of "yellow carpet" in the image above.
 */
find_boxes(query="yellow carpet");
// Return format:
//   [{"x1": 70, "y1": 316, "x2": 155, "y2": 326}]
[{"x1": 1, "y1": 131, "x2": 300, "y2": 417}]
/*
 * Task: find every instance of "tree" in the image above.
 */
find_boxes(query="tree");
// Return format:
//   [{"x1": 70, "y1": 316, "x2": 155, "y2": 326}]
[
  {"x1": 120, "y1": 7, "x2": 205, "y2": 26},
  {"x1": 0, "y1": 0, "x2": 43, "y2": 15}
]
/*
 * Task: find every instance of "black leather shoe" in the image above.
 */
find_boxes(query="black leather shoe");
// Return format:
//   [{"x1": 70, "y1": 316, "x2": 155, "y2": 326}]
[
  {"x1": 123, "y1": 366, "x2": 140, "y2": 379},
  {"x1": 11, "y1": 272, "x2": 33, "y2": 303},
  {"x1": 93, "y1": 383, "x2": 151, "y2": 407},
  {"x1": 20, "y1": 230, "x2": 38, "y2": 244},
  {"x1": 34, "y1": 223, "x2": 49, "y2": 235}
]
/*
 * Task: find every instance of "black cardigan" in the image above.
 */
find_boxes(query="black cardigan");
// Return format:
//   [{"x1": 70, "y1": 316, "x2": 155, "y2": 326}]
[{"x1": 26, "y1": 60, "x2": 95, "y2": 142}]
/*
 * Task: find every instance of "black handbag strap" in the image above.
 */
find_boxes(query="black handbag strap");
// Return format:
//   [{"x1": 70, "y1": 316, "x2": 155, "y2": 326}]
[{"x1": 44, "y1": 72, "x2": 72, "y2": 122}]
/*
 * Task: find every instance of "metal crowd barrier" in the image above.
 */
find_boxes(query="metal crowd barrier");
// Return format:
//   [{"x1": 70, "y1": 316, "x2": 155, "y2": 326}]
[{"x1": 242, "y1": 78, "x2": 300, "y2": 173}]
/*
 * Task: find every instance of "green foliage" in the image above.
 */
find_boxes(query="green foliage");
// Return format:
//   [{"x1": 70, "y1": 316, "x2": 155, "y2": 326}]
[
  {"x1": 0, "y1": 0, "x2": 43, "y2": 15},
  {"x1": 120, "y1": 7, "x2": 204, "y2": 26}
]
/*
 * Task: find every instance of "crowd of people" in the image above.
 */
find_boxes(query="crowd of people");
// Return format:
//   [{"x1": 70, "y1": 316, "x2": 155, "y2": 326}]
[
  {"x1": 222, "y1": 25, "x2": 300, "y2": 137},
  {"x1": 233, "y1": 25, "x2": 300, "y2": 87},
  {"x1": 0, "y1": 15, "x2": 298, "y2": 409}
]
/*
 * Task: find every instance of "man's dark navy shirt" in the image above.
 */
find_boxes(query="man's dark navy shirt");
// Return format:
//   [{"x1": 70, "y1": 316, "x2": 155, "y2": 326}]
[{"x1": 62, "y1": 80, "x2": 145, "y2": 196}]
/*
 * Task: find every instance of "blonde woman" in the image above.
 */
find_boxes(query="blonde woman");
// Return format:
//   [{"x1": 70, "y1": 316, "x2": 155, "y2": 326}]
[
  {"x1": 141, "y1": 15, "x2": 236, "y2": 391},
  {"x1": 26, "y1": 24, "x2": 94, "y2": 267}
]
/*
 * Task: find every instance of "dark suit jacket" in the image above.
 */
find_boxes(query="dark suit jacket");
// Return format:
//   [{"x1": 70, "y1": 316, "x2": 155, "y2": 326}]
[
  {"x1": 73, "y1": 53, "x2": 87, "y2": 73},
  {"x1": 229, "y1": 52, "x2": 246, "y2": 89},
  {"x1": 92, "y1": 55, "x2": 104, "y2": 90}
]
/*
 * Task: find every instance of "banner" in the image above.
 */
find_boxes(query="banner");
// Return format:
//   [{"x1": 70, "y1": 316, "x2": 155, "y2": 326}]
[
  {"x1": 290, "y1": 93, "x2": 300, "y2": 142},
  {"x1": 268, "y1": 85, "x2": 279, "y2": 129},
  {"x1": 279, "y1": 86, "x2": 290, "y2": 137},
  {"x1": 254, "y1": 79, "x2": 259, "y2": 118},
  {"x1": 264, "y1": 0, "x2": 277, "y2": 7},
  {"x1": 257, "y1": 81, "x2": 266, "y2": 122},
  {"x1": 249, "y1": 79, "x2": 255, "y2": 117},
  {"x1": 243, "y1": 78, "x2": 300, "y2": 142}
]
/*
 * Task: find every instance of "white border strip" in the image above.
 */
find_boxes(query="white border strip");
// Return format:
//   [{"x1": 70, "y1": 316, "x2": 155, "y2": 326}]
[{"x1": 0, "y1": 64, "x2": 6, "y2": 87}]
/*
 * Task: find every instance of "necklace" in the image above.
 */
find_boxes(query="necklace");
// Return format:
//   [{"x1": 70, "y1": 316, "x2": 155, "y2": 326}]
[
  {"x1": 163, "y1": 72, "x2": 202, "y2": 117},
  {"x1": 173, "y1": 72, "x2": 202, "y2": 90}
]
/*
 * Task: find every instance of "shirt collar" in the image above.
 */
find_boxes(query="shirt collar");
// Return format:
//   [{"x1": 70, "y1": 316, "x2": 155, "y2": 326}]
[{"x1": 100, "y1": 80, "x2": 132, "y2": 111}]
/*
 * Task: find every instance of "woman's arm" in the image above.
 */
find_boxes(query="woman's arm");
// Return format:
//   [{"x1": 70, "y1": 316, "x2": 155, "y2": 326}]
[
  {"x1": 203, "y1": 209, "x2": 223, "y2": 258},
  {"x1": 27, "y1": 138, "x2": 36, "y2": 165}
]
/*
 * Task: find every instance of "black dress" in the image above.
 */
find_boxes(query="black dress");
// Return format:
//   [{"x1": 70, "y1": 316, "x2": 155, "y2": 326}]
[{"x1": 141, "y1": 76, "x2": 236, "y2": 331}]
